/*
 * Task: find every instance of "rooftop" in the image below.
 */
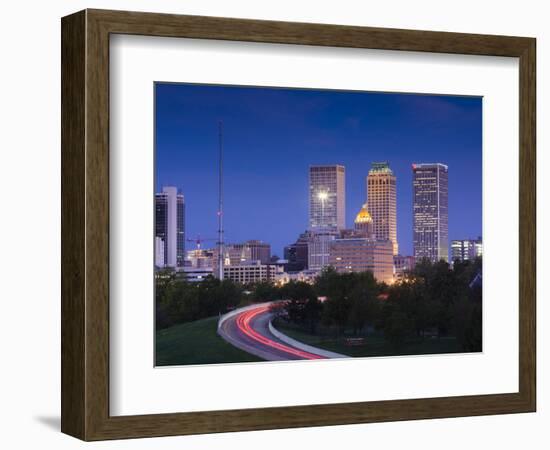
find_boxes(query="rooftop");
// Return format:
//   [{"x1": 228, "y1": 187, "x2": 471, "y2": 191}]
[{"x1": 369, "y1": 162, "x2": 393, "y2": 175}]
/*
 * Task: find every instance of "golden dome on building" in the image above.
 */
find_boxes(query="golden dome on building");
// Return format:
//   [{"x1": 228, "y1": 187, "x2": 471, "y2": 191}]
[{"x1": 355, "y1": 203, "x2": 372, "y2": 224}]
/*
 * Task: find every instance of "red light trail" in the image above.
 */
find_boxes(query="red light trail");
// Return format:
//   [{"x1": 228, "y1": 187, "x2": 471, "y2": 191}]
[{"x1": 235, "y1": 306, "x2": 326, "y2": 360}]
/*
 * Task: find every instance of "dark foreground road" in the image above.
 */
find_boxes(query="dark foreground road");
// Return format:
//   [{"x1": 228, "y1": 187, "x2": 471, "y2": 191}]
[{"x1": 218, "y1": 304, "x2": 328, "y2": 361}]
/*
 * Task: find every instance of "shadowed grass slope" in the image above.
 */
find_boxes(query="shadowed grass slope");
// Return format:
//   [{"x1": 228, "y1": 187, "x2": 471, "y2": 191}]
[{"x1": 156, "y1": 316, "x2": 262, "y2": 366}]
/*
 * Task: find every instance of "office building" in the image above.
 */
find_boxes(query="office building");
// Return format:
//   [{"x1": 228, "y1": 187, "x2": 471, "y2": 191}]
[
  {"x1": 155, "y1": 237, "x2": 165, "y2": 268},
  {"x1": 329, "y1": 238, "x2": 394, "y2": 284},
  {"x1": 176, "y1": 194, "x2": 185, "y2": 267},
  {"x1": 186, "y1": 248, "x2": 215, "y2": 268},
  {"x1": 181, "y1": 267, "x2": 214, "y2": 283},
  {"x1": 307, "y1": 229, "x2": 339, "y2": 271},
  {"x1": 366, "y1": 162, "x2": 398, "y2": 255},
  {"x1": 284, "y1": 231, "x2": 311, "y2": 272},
  {"x1": 214, "y1": 240, "x2": 271, "y2": 267},
  {"x1": 309, "y1": 165, "x2": 346, "y2": 230},
  {"x1": 394, "y1": 255, "x2": 416, "y2": 279},
  {"x1": 223, "y1": 262, "x2": 283, "y2": 284},
  {"x1": 451, "y1": 238, "x2": 483, "y2": 262},
  {"x1": 155, "y1": 186, "x2": 185, "y2": 268},
  {"x1": 209, "y1": 240, "x2": 272, "y2": 278},
  {"x1": 339, "y1": 203, "x2": 375, "y2": 239},
  {"x1": 230, "y1": 240, "x2": 271, "y2": 264},
  {"x1": 413, "y1": 163, "x2": 449, "y2": 263},
  {"x1": 353, "y1": 203, "x2": 374, "y2": 237}
]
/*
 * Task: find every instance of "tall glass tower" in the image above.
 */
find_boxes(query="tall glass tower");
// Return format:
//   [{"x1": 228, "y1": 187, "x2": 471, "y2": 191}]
[
  {"x1": 155, "y1": 186, "x2": 185, "y2": 268},
  {"x1": 308, "y1": 165, "x2": 346, "y2": 231},
  {"x1": 308, "y1": 165, "x2": 345, "y2": 271},
  {"x1": 366, "y1": 162, "x2": 398, "y2": 255},
  {"x1": 412, "y1": 163, "x2": 449, "y2": 263}
]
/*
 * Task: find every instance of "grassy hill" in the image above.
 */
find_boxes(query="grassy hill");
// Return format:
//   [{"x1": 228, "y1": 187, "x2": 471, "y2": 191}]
[
  {"x1": 274, "y1": 320, "x2": 461, "y2": 358},
  {"x1": 155, "y1": 316, "x2": 262, "y2": 366}
]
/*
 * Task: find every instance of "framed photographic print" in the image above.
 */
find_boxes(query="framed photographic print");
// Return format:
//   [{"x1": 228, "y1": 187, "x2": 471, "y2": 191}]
[{"x1": 61, "y1": 9, "x2": 536, "y2": 441}]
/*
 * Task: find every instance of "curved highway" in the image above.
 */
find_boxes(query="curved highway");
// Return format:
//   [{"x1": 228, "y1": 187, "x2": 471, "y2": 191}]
[{"x1": 218, "y1": 303, "x2": 328, "y2": 361}]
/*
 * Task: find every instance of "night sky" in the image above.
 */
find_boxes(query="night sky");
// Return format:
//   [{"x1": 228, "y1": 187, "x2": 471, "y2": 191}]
[{"x1": 155, "y1": 83, "x2": 482, "y2": 257}]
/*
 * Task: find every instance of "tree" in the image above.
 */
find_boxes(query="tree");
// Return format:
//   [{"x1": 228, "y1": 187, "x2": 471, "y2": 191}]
[
  {"x1": 155, "y1": 275, "x2": 243, "y2": 329},
  {"x1": 452, "y1": 296, "x2": 482, "y2": 352},
  {"x1": 280, "y1": 281, "x2": 317, "y2": 327},
  {"x1": 384, "y1": 307, "x2": 415, "y2": 348},
  {"x1": 249, "y1": 281, "x2": 281, "y2": 302},
  {"x1": 412, "y1": 259, "x2": 468, "y2": 337},
  {"x1": 347, "y1": 272, "x2": 379, "y2": 335}
]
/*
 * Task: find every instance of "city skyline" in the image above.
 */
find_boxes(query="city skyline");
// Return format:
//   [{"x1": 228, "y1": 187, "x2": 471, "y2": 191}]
[{"x1": 155, "y1": 83, "x2": 482, "y2": 257}]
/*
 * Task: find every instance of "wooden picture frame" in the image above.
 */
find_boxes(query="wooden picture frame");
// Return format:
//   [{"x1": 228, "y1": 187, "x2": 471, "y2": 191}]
[{"x1": 61, "y1": 9, "x2": 536, "y2": 441}]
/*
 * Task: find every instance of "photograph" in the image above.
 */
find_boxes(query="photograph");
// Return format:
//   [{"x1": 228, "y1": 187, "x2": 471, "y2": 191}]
[{"x1": 154, "y1": 83, "x2": 483, "y2": 367}]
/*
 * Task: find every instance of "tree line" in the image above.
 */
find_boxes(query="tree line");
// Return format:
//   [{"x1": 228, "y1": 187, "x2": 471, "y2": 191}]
[
  {"x1": 156, "y1": 258, "x2": 482, "y2": 352},
  {"x1": 274, "y1": 258, "x2": 482, "y2": 352}
]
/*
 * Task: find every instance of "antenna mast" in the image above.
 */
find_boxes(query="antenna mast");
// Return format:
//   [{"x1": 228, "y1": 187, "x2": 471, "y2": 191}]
[{"x1": 217, "y1": 121, "x2": 224, "y2": 280}]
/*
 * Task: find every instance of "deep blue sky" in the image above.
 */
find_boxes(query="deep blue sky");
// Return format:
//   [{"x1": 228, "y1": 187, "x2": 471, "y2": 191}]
[{"x1": 155, "y1": 83, "x2": 482, "y2": 257}]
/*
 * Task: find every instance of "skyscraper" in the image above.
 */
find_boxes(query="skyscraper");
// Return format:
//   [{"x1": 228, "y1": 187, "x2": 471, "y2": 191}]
[
  {"x1": 309, "y1": 165, "x2": 346, "y2": 231},
  {"x1": 413, "y1": 163, "x2": 449, "y2": 263},
  {"x1": 155, "y1": 186, "x2": 185, "y2": 268},
  {"x1": 366, "y1": 162, "x2": 398, "y2": 255},
  {"x1": 176, "y1": 194, "x2": 185, "y2": 267}
]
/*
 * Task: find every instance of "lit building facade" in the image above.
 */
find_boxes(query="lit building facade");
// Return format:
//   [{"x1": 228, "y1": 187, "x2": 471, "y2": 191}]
[
  {"x1": 307, "y1": 230, "x2": 339, "y2": 271},
  {"x1": 307, "y1": 165, "x2": 346, "y2": 271},
  {"x1": 413, "y1": 163, "x2": 449, "y2": 263},
  {"x1": 394, "y1": 255, "x2": 416, "y2": 279},
  {"x1": 223, "y1": 262, "x2": 282, "y2": 284},
  {"x1": 366, "y1": 162, "x2": 398, "y2": 255},
  {"x1": 329, "y1": 238, "x2": 394, "y2": 284},
  {"x1": 212, "y1": 240, "x2": 271, "y2": 269},
  {"x1": 155, "y1": 186, "x2": 185, "y2": 268},
  {"x1": 181, "y1": 267, "x2": 214, "y2": 283},
  {"x1": 339, "y1": 204, "x2": 375, "y2": 239},
  {"x1": 353, "y1": 203, "x2": 374, "y2": 237},
  {"x1": 186, "y1": 248, "x2": 215, "y2": 268},
  {"x1": 451, "y1": 238, "x2": 482, "y2": 262},
  {"x1": 176, "y1": 194, "x2": 185, "y2": 267},
  {"x1": 309, "y1": 165, "x2": 346, "y2": 230},
  {"x1": 228, "y1": 240, "x2": 271, "y2": 265},
  {"x1": 155, "y1": 237, "x2": 165, "y2": 268}
]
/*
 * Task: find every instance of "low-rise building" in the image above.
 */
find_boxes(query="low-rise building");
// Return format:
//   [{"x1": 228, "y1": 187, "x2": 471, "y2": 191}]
[
  {"x1": 329, "y1": 238, "x2": 394, "y2": 284},
  {"x1": 307, "y1": 229, "x2": 339, "y2": 271},
  {"x1": 186, "y1": 248, "x2": 215, "y2": 268},
  {"x1": 224, "y1": 240, "x2": 271, "y2": 265},
  {"x1": 451, "y1": 238, "x2": 483, "y2": 263},
  {"x1": 394, "y1": 255, "x2": 416, "y2": 279},
  {"x1": 180, "y1": 266, "x2": 214, "y2": 283},
  {"x1": 223, "y1": 262, "x2": 282, "y2": 284}
]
